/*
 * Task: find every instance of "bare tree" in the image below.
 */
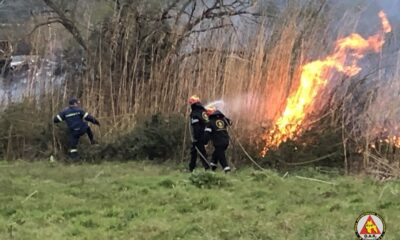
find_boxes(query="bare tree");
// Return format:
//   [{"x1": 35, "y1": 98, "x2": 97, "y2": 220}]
[{"x1": 33, "y1": 0, "x2": 89, "y2": 52}]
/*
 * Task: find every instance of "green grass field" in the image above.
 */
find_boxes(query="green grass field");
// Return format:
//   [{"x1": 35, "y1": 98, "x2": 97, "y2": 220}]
[{"x1": 1, "y1": 161, "x2": 399, "y2": 240}]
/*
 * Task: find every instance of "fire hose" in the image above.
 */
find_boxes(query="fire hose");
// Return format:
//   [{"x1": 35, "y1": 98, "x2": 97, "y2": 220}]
[
  {"x1": 226, "y1": 123, "x2": 265, "y2": 171},
  {"x1": 188, "y1": 114, "x2": 264, "y2": 171},
  {"x1": 188, "y1": 120, "x2": 211, "y2": 167},
  {"x1": 203, "y1": 101, "x2": 264, "y2": 170}
]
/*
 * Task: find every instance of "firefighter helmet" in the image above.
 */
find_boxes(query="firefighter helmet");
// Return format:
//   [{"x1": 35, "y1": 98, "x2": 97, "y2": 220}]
[
  {"x1": 206, "y1": 106, "x2": 217, "y2": 116},
  {"x1": 188, "y1": 95, "x2": 201, "y2": 105}
]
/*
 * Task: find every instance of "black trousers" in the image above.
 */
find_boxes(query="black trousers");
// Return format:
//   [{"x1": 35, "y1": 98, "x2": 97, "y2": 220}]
[
  {"x1": 189, "y1": 141, "x2": 210, "y2": 171},
  {"x1": 68, "y1": 127, "x2": 94, "y2": 158},
  {"x1": 211, "y1": 144, "x2": 229, "y2": 170}
]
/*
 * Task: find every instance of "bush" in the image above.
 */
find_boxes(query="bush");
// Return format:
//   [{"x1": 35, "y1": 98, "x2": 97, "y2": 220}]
[
  {"x1": 189, "y1": 171, "x2": 231, "y2": 189},
  {"x1": 0, "y1": 103, "x2": 186, "y2": 162},
  {"x1": 263, "y1": 128, "x2": 344, "y2": 170},
  {"x1": 88, "y1": 113, "x2": 186, "y2": 162},
  {"x1": 0, "y1": 100, "x2": 62, "y2": 160},
  {"x1": 158, "y1": 178, "x2": 175, "y2": 188}
]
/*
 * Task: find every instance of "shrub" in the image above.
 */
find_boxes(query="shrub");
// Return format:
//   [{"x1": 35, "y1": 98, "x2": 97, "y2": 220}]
[
  {"x1": 158, "y1": 178, "x2": 175, "y2": 188},
  {"x1": 189, "y1": 171, "x2": 231, "y2": 189},
  {"x1": 86, "y1": 113, "x2": 186, "y2": 162},
  {"x1": 0, "y1": 103, "x2": 186, "y2": 162},
  {"x1": 0, "y1": 100, "x2": 63, "y2": 160},
  {"x1": 263, "y1": 128, "x2": 344, "y2": 170}
]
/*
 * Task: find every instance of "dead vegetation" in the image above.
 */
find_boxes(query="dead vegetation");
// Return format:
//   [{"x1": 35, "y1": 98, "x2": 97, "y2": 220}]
[{"x1": 0, "y1": 0, "x2": 399, "y2": 178}]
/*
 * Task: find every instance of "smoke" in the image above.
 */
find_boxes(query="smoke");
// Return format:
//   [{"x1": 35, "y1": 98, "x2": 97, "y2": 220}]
[
  {"x1": 205, "y1": 93, "x2": 265, "y2": 123},
  {"x1": 360, "y1": 1, "x2": 400, "y2": 140},
  {"x1": 205, "y1": 100, "x2": 225, "y2": 110},
  {"x1": 375, "y1": 0, "x2": 400, "y2": 21},
  {"x1": 315, "y1": 0, "x2": 400, "y2": 143}
]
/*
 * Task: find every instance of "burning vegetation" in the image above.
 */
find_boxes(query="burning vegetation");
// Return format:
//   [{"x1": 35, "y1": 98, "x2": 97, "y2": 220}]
[{"x1": 262, "y1": 11, "x2": 393, "y2": 157}]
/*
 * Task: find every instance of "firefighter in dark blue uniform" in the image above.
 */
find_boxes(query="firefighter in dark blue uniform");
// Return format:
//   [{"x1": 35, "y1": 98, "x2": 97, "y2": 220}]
[
  {"x1": 188, "y1": 95, "x2": 210, "y2": 172},
  {"x1": 204, "y1": 107, "x2": 232, "y2": 172},
  {"x1": 53, "y1": 97, "x2": 100, "y2": 158}
]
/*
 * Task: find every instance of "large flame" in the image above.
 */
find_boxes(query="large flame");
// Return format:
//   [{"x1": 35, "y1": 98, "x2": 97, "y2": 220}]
[{"x1": 261, "y1": 11, "x2": 392, "y2": 156}]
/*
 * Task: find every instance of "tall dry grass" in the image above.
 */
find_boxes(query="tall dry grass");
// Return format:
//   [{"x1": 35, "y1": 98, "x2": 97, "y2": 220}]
[
  {"x1": 1, "y1": 0, "x2": 399, "y2": 174},
  {"x1": 79, "y1": 1, "x2": 332, "y2": 134}
]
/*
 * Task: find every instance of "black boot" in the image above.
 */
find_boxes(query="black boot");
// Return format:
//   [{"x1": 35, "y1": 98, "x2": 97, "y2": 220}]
[
  {"x1": 68, "y1": 151, "x2": 79, "y2": 162},
  {"x1": 210, "y1": 162, "x2": 217, "y2": 171}
]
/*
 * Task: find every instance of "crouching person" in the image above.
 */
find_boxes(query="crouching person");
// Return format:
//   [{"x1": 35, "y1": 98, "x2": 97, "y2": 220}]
[
  {"x1": 53, "y1": 97, "x2": 100, "y2": 159},
  {"x1": 204, "y1": 107, "x2": 232, "y2": 173}
]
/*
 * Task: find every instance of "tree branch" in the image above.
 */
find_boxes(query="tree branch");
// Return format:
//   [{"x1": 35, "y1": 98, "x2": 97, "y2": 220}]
[
  {"x1": 160, "y1": 0, "x2": 182, "y2": 21},
  {"x1": 26, "y1": 19, "x2": 63, "y2": 37},
  {"x1": 42, "y1": 0, "x2": 89, "y2": 53},
  {"x1": 183, "y1": 23, "x2": 233, "y2": 38}
]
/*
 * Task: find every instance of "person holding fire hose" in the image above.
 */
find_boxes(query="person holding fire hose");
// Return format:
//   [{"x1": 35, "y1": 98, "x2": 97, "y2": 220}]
[
  {"x1": 53, "y1": 97, "x2": 100, "y2": 159},
  {"x1": 204, "y1": 107, "x2": 232, "y2": 173},
  {"x1": 188, "y1": 95, "x2": 211, "y2": 172}
]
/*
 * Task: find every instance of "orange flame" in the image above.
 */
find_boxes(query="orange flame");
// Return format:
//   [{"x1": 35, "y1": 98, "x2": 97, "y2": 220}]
[
  {"x1": 262, "y1": 11, "x2": 392, "y2": 156},
  {"x1": 379, "y1": 10, "x2": 392, "y2": 33}
]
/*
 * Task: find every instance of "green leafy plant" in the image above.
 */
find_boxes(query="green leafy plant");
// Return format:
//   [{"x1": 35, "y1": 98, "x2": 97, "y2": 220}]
[{"x1": 189, "y1": 171, "x2": 231, "y2": 189}]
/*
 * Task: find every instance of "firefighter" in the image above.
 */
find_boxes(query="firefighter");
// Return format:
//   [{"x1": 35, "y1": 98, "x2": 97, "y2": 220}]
[
  {"x1": 204, "y1": 107, "x2": 232, "y2": 173},
  {"x1": 53, "y1": 97, "x2": 100, "y2": 159},
  {"x1": 188, "y1": 95, "x2": 210, "y2": 172}
]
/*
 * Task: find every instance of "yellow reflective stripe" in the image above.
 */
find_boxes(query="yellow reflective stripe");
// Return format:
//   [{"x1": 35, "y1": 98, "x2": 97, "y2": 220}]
[
  {"x1": 83, "y1": 112, "x2": 89, "y2": 119},
  {"x1": 56, "y1": 115, "x2": 63, "y2": 122}
]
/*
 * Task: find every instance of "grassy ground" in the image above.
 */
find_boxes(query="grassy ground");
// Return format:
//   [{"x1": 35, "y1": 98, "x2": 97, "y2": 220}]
[{"x1": 0, "y1": 161, "x2": 399, "y2": 240}]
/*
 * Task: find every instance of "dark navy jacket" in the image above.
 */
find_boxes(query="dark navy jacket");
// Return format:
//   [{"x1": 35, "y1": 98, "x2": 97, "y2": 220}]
[
  {"x1": 53, "y1": 106, "x2": 99, "y2": 132},
  {"x1": 204, "y1": 110, "x2": 232, "y2": 147},
  {"x1": 190, "y1": 103, "x2": 209, "y2": 142}
]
